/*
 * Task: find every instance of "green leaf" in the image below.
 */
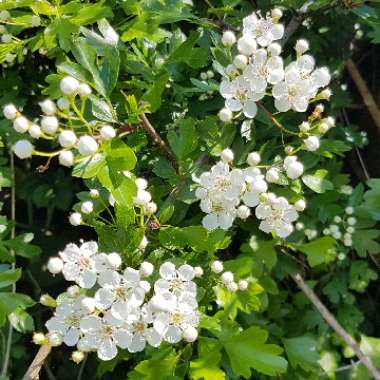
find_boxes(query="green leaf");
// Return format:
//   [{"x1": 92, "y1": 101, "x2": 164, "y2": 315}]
[
  {"x1": 0, "y1": 268, "x2": 21, "y2": 289},
  {"x1": 9, "y1": 308, "x2": 34, "y2": 333},
  {"x1": 190, "y1": 338, "x2": 225, "y2": 380},
  {"x1": 296, "y1": 237, "x2": 337, "y2": 267},
  {"x1": 352, "y1": 229, "x2": 380, "y2": 257},
  {"x1": 349, "y1": 261, "x2": 377, "y2": 292},
  {"x1": 167, "y1": 31, "x2": 200, "y2": 64},
  {"x1": 302, "y1": 170, "x2": 333, "y2": 193},
  {"x1": 223, "y1": 326, "x2": 287, "y2": 377},
  {"x1": 0, "y1": 293, "x2": 35, "y2": 326},
  {"x1": 167, "y1": 119, "x2": 198, "y2": 160},
  {"x1": 70, "y1": 3, "x2": 113, "y2": 26},
  {"x1": 88, "y1": 95, "x2": 116, "y2": 122},
  {"x1": 283, "y1": 336, "x2": 319, "y2": 372},
  {"x1": 5, "y1": 235, "x2": 41, "y2": 259},
  {"x1": 141, "y1": 73, "x2": 170, "y2": 112},
  {"x1": 72, "y1": 154, "x2": 106, "y2": 179}
]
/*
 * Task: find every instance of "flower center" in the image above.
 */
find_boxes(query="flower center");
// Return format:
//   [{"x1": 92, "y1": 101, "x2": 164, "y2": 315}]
[
  {"x1": 169, "y1": 278, "x2": 184, "y2": 291},
  {"x1": 171, "y1": 312, "x2": 184, "y2": 326},
  {"x1": 133, "y1": 321, "x2": 146, "y2": 334}
]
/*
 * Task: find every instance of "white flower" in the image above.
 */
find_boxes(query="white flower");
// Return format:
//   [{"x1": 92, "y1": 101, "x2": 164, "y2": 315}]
[
  {"x1": 221, "y1": 271, "x2": 234, "y2": 285},
  {"x1": 77, "y1": 135, "x2": 98, "y2": 156},
  {"x1": 345, "y1": 206, "x2": 354, "y2": 215},
  {"x1": 221, "y1": 31, "x2": 236, "y2": 46},
  {"x1": 60, "y1": 76, "x2": 80, "y2": 95},
  {"x1": 347, "y1": 217, "x2": 357, "y2": 226},
  {"x1": 304, "y1": 136, "x2": 320, "y2": 151},
  {"x1": 100, "y1": 125, "x2": 116, "y2": 140},
  {"x1": 46, "y1": 294, "x2": 90, "y2": 347},
  {"x1": 77, "y1": 83, "x2": 92, "y2": 97},
  {"x1": 255, "y1": 195, "x2": 298, "y2": 238},
  {"x1": 194, "y1": 266, "x2": 204, "y2": 278},
  {"x1": 58, "y1": 241, "x2": 99, "y2": 288},
  {"x1": 266, "y1": 167, "x2": 280, "y2": 183},
  {"x1": 59, "y1": 151, "x2": 74, "y2": 167},
  {"x1": 48, "y1": 257, "x2": 64, "y2": 274},
  {"x1": 81, "y1": 201, "x2": 93, "y2": 214},
  {"x1": 29, "y1": 124, "x2": 41, "y2": 139},
  {"x1": 59, "y1": 130, "x2": 77, "y2": 148},
  {"x1": 183, "y1": 326, "x2": 198, "y2": 342},
  {"x1": 57, "y1": 97, "x2": 70, "y2": 111},
  {"x1": 13, "y1": 116, "x2": 29, "y2": 133},
  {"x1": 241, "y1": 167, "x2": 268, "y2": 207},
  {"x1": 220, "y1": 148, "x2": 234, "y2": 163},
  {"x1": 3, "y1": 104, "x2": 18, "y2": 120},
  {"x1": 40, "y1": 99, "x2": 57, "y2": 115},
  {"x1": 242, "y1": 11, "x2": 284, "y2": 47},
  {"x1": 41, "y1": 116, "x2": 59, "y2": 134},
  {"x1": 13, "y1": 140, "x2": 33, "y2": 159},
  {"x1": 247, "y1": 151, "x2": 261, "y2": 166}
]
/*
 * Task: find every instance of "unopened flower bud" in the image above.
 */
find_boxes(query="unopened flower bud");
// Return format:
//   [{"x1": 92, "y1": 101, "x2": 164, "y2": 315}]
[
  {"x1": 29, "y1": 124, "x2": 41, "y2": 139},
  {"x1": 221, "y1": 31, "x2": 236, "y2": 47},
  {"x1": 221, "y1": 271, "x2": 234, "y2": 285},
  {"x1": 299, "y1": 121, "x2": 310, "y2": 132},
  {"x1": 40, "y1": 294, "x2": 57, "y2": 307},
  {"x1": 268, "y1": 42, "x2": 281, "y2": 56},
  {"x1": 39, "y1": 99, "x2": 56, "y2": 115},
  {"x1": 58, "y1": 130, "x2": 77, "y2": 148},
  {"x1": 47, "y1": 257, "x2": 63, "y2": 274},
  {"x1": 41, "y1": 116, "x2": 59, "y2": 134},
  {"x1": 13, "y1": 116, "x2": 29, "y2": 133},
  {"x1": 77, "y1": 135, "x2": 98, "y2": 156},
  {"x1": 211, "y1": 260, "x2": 223, "y2": 273},
  {"x1": 194, "y1": 266, "x2": 204, "y2": 278},
  {"x1": 69, "y1": 212, "x2": 82, "y2": 226},
  {"x1": 294, "y1": 199, "x2": 306, "y2": 211},
  {"x1": 90, "y1": 189, "x2": 99, "y2": 198},
  {"x1": 140, "y1": 261, "x2": 154, "y2": 277},
  {"x1": 107, "y1": 253, "x2": 122, "y2": 269},
  {"x1": 237, "y1": 205, "x2": 250, "y2": 219},
  {"x1": 219, "y1": 108, "x2": 233, "y2": 123},
  {"x1": 71, "y1": 351, "x2": 85, "y2": 364},
  {"x1": 57, "y1": 97, "x2": 70, "y2": 111},
  {"x1": 60, "y1": 76, "x2": 80, "y2": 95},
  {"x1": 304, "y1": 136, "x2": 320, "y2": 152},
  {"x1": 238, "y1": 279, "x2": 248, "y2": 290},
  {"x1": 295, "y1": 39, "x2": 309, "y2": 54},
  {"x1": 266, "y1": 167, "x2": 280, "y2": 183},
  {"x1": 33, "y1": 332, "x2": 47, "y2": 345},
  {"x1": 81, "y1": 201, "x2": 93, "y2": 215},
  {"x1": 13, "y1": 140, "x2": 33, "y2": 159},
  {"x1": 100, "y1": 125, "x2": 116, "y2": 140},
  {"x1": 77, "y1": 83, "x2": 92, "y2": 97},
  {"x1": 183, "y1": 326, "x2": 198, "y2": 342},
  {"x1": 247, "y1": 151, "x2": 261, "y2": 166},
  {"x1": 233, "y1": 54, "x2": 248, "y2": 69},
  {"x1": 227, "y1": 281, "x2": 238, "y2": 292},
  {"x1": 237, "y1": 36, "x2": 257, "y2": 56},
  {"x1": 220, "y1": 148, "x2": 234, "y2": 163},
  {"x1": 3, "y1": 104, "x2": 18, "y2": 120},
  {"x1": 59, "y1": 150, "x2": 74, "y2": 167}
]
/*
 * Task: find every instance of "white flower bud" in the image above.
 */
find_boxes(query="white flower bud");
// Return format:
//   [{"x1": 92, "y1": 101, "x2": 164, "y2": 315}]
[
  {"x1": 318, "y1": 122, "x2": 329, "y2": 134},
  {"x1": 183, "y1": 326, "x2": 198, "y2": 343},
  {"x1": 347, "y1": 226, "x2": 355, "y2": 234},
  {"x1": 237, "y1": 36, "x2": 257, "y2": 56},
  {"x1": 145, "y1": 202, "x2": 157, "y2": 214},
  {"x1": 135, "y1": 178, "x2": 148, "y2": 190},
  {"x1": 268, "y1": 42, "x2": 281, "y2": 56},
  {"x1": 207, "y1": 70, "x2": 214, "y2": 79},
  {"x1": 81, "y1": 201, "x2": 93, "y2": 214},
  {"x1": 247, "y1": 151, "x2": 261, "y2": 166},
  {"x1": 299, "y1": 121, "x2": 310, "y2": 132},
  {"x1": 326, "y1": 117, "x2": 335, "y2": 128},
  {"x1": 134, "y1": 189, "x2": 151, "y2": 206},
  {"x1": 139, "y1": 236, "x2": 148, "y2": 251},
  {"x1": 77, "y1": 83, "x2": 92, "y2": 97},
  {"x1": 211, "y1": 260, "x2": 223, "y2": 273},
  {"x1": 347, "y1": 217, "x2": 357, "y2": 226},
  {"x1": 304, "y1": 136, "x2": 320, "y2": 152},
  {"x1": 77, "y1": 135, "x2": 98, "y2": 156},
  {"x1": 345, "y1": 206, "x2": 354, "y2": 215},
  {"x1": 57, "y1": 97, "x2": 70, "y2": 111},
  {"x1": 47, "y1": 332, "x2": 63, "y2": 347},
  {"x1": 323, "y1": 228, "x2": 330, "y2": 235},
  {"x1": 140, "y1": 261, "x2": 154, "y2": 277},
  {"x1": 233, "y1": 54, "x2": 248, "y2": 69},
  {"x1": 47, "y1": 257, "x2": 63, "y2": 274},
  {"x1": 71, "y1": 351, "x2": 85, "y2": 364},
  {"x1": 29, "y1": 124, "x2": 41, "y2": 139},
  {"x1": 296, "y1": 222, "x2": 304, "y2": 231},
  {"x1": 238, "y1": 279, "x2": 248, "y2": 290},
  {"x1": 58, "y1": 130, "x2": 77, "y2": 148},
  {"x1": 41, "y1": 116, "x2": 59, "y2": 134},
  {"x1": 221, "y1": 31, "x2": 236, "y2": 46},
  {"x1": 271, "y1": 8, "x2": 283, "y2": 19},
  {"x1": 59, "y1": 150, "x2": 74, "y2": 167},
  {"x1": 219, "y1": 108, "x2": 233, "y2": 123},
  {"x1": 315, "y1": 104, "x2": 324, "y2": 113},
  {"x1": 220, "y1": 148, "x2": 234, "y2": 163},
  {"x1": 81, "y1": 297, "x2": 96, "y2": 313},
  {"x1": 3, "y1": 104, "x2": 18, "y2": 120},
  {"x1": 295, "y1": 39, "x2": 309, "y2": 54},
  {"x1": 139, "y1": 280, "x2": 151, "y2": 293},
  {"x1": 0, "y1": 11, "x2": 10, "y2": 21},
  {"x1": 334, "y1": 215, "x2": 342, "y2": 223},
  {"x1": 320, "y1": 88, "x2": 332, "y2": 100},
  {"x1": 13, "y1": 116, "x2": 29, "y2": 133},
  {"x1": 294, "y1": 199, "x2": 306, "y2": 211},
  {"x1": 333, "y1": 231, "x2": 342, "y2": 239},
  {"x1": 237, "y1": 205, "x2": 250, "y2": 219},
  {"x1": 13, "y1": 140, "x2": 33, "y2": 159},
  {"x1": 33, "y1": 332, "x2": 47, "y2": 345},
  {"x1": 67, "y1": 285, "x2": 80, "y2": 297},
  {"x1": 194, "y1": 266, "x2": 204, "y2": 278},
  {"x1": 69, "y1": 212, "x2": 82, "y2": 226},
  {"x1": 39, "y1": 99, "x2": 56, "y2": 115},
  {"x1": 266, "y1": 167, "x2": 280, "y2": 183},
  {"x1": 100, "y1": 125, "x2": 116, "y2": 140},
  {"x1": 1, "y1": 34, "x2": 12, "y2": 43},
  {"x1": 107, "y1": 253, "x2": 122, "y2": 269},
  {"x1": 90, "y1": 189, "x2": 99, "y2": 198},
  {"x1": 227, "y1": 281, "x2": 238, "y2": 292},
  {"x1": 329, "y1": 224, "x2": 339, "y2": 233},
  {"x1": 60, "y1": 76, "x2": 80, "y2": 95},
  {"x1": 286, "y1": 161, "x2": 304, "y2": 179},
  {"x1": 221, "y1": 271, "x2": 234, "y2": 285}
]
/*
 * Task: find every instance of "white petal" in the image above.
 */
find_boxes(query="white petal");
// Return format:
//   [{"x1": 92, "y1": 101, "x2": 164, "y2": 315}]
[
  {"x1": 80, "y1": 316, "x2": 102, "y2": 333},
  {"x1": 218, "y1": 213, "x2": 234, "y2": 230},
  {"x1": 165, "y1": 326, "x2": 182, "y2": 344},
  {"x1": 98, "y1": 269, "x2": 120, "y2": 288},
  {"x1": 226, "y1": 98, "x2": 242, "y2": 112},
  {"x1": 46, "y1": 317, "x2": 67, "y2": 335},
  {"x1": 123, "y1": 267, "x2": 140, "y2": 287},
  {"x1": 146, "y1": 329, "x2": 162, "y2": 348},
  {"x1": 98, "y1": 337, "x2": 118, "y2": 361},
  {"x1": 159, "y1": 262, "x2": 176, "y2": 280},
  {"x1": 177, "y1": 264, "x2": 195, "y2": 281},
  {"x1": 95, "y1": 288, "x2": 115, "y2": 310},
  {"x1": 78, "y1": 269, "x2": 97, "y2": 289},
  {"x1": 128, "y1": 287, "x2": 146, "y2": 307},
  {"x1": 243, "y1": 100, "x2": 257, "y2": 118},
  {"x1": 154, "y1": 278, "x2": 170, "y2": 294},
  {"x1": 242, "y1": 191, "x2": 259, "y2": 207},
  {"x1": 271, "y1": 24, "x2": 284, "y2": 40},
  {"x1": 153, "y1": 312, "x2": 170, "y2": 335},
  {"x1": 114, "y1": 329, "x2": 133, "y2": 349},
  {"x1": 202, "y1": 214, "x2": 219, "y2": 231},
  {"x1": 128, "y1": 334, "x2": 146, "y2": 353},
  {"x1": 62, "y1": 263, "x2": 80, "y2": 281},
  {"x1": 275, "y1": 97, "x2": 291, "y2": 112},
  {"x1": 63, "y1": 327, "x2": 80, "y2": 346}
]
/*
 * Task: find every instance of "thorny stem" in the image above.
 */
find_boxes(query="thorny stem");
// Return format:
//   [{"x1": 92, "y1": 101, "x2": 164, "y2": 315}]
[
  {"x1": 291, "y1": 273, "x2": 380, "y2": 380},
  {"x1": 1, "y1": 152, "x2": 16, "y2": 377}
]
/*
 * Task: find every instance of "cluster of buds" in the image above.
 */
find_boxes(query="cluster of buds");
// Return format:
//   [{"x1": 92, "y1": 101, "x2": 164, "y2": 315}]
[{"x1": 211, "y1": 260, "x2": 249, "y2": 292}]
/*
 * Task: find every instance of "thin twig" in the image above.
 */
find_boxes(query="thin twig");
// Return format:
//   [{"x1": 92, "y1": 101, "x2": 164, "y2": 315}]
[
  {"x1": 258, "y1": 103, "x2": 298, "y2": 135},
  {"x1": 22, "y1": 344, "x2": 52, "y2": 380},
  {"x1": 291, "y1": 273, "x2": 380, "y2": 380},
  {"x1": 346, "y1": 58, "x2": 380, "y2": 136},
  {"x1": 76, "y1": 354, "x2": 87, "y2": 380},
  {"x1": 1, "y1": 152, "x2": 16, "y2": 377}
]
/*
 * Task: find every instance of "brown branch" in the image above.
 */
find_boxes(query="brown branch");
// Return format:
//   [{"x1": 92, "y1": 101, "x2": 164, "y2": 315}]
[
  {"x1": 139, "y1": 113, "x2": 179, "y2": 173},
  {"x1": 346, "y1": 58, "x2": 380, "y2": 136},
  {"x1": 22, "y1": 344, "x2": 52, "y2": 380},
  {"x1": 291, "y1": 273, "x2": 380, "y2": 380},
  {"x1": 258, "y1": 103, "x2": 298, "y2": 135}
]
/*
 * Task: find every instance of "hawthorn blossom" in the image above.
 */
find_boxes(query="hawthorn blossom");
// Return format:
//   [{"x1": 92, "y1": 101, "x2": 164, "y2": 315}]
[{"x1": 255, "y1": 194, "x2": 298, "y2": 238}]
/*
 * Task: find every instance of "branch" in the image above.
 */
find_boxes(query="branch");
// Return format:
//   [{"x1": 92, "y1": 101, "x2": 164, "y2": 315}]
[
  {"x1": 139, "y1": 113, "x2": 179, "y2": 173},
  {"x1": 346, "y1": 58, "x2": 380, "y2": 136},
  {"x1": 291, "y1": 273, "x2": 380, "y2": 380},
  {"x1": 22, "y1": 344, "x2": 52, "y2": 380}
]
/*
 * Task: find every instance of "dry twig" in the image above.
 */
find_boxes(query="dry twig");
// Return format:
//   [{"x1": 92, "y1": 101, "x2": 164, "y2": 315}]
[{"x1": 22, "y1": 344, "x2": 52, "y2": 380}]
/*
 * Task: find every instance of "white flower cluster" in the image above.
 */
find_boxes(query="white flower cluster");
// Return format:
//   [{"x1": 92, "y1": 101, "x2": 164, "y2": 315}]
[
  {"x1": 218, "y1": 9, "x2": 331, "y2": 136},
  {"x1": 211, "y1": 260, "x2": 248, "y2": 291},
  {"x1": 3, "y1": 76, "x2": 117, "y2": 165},
  {"x1": 195, "y1": 149, "x2": 303, "y2": 238},
  {"x1": 45, "y1": 241, "x2": 201, "y2": 361}
]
